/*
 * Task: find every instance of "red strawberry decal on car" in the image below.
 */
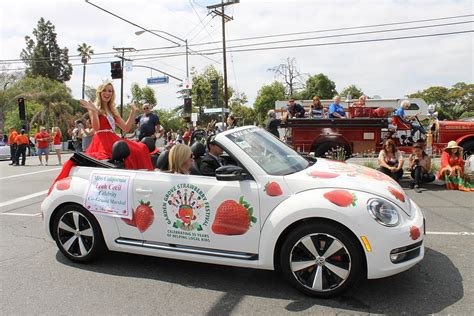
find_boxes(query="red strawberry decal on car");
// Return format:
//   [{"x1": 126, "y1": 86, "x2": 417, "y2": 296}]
[
  {"x1": 212, "y1": 197, "x2": 257, "y2": 235},
  {"x1": 308, "y1": 171, "x2": 340, "y2": 179},
  {"x1": 410, "y1": 226, "x2": 420, "y2": 240},
  {"x1": 323, "y1": 190, "x2": 357, "y2": 207},
  {"x1": 264, "y1": 181, "x2": 283, "y2": 196},
  {"x1": 388, "y1": 186, "x2": 405, "y2": 203},
  {"x1": 135, "y1": 200, "x2": 154, "y2": 233},
  {"x1": 121, "y1": 200, "x2": 154, "y2": 233}
]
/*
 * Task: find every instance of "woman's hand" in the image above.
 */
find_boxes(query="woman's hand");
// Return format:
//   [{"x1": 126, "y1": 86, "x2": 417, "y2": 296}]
[
  {"x1": 130, "y1": 102, "x2": 137, "y2": 113},
  {"x1": 79, "y1": 100, "x2": 98, "y2": 112}
]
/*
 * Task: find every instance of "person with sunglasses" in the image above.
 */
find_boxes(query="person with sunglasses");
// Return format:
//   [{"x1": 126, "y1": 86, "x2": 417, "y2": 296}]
[
  {"x1": 200, "y1": 135, "x2": 226, "y2": 176},
  {"x1": 135, "y1": 103, "x2": 161, "y2": 141}
]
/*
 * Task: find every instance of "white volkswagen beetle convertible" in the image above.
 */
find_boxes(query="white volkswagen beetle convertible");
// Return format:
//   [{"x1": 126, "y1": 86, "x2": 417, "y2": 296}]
[{"x1": 42, "y1": 126, "x2": 424, "y2": 297}]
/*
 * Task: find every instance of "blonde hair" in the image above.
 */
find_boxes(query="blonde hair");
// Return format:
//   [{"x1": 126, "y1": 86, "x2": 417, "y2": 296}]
[
  {"x1": 95, "y1": 82, "x2": 119, "y2": 117},
  {"x1": 168, "y1": 144, "x2": 193, "y2": 174}
]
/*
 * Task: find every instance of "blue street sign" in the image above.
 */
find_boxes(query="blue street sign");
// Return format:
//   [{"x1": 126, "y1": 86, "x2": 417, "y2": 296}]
[{"x1": 147, "y1": 76, "x2": 169, "y2": 85}]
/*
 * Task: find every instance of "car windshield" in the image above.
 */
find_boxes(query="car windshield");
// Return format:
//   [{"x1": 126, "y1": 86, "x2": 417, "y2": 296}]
[{"x1": 226, "y1": 127, "x2": 309, "y2": 175}]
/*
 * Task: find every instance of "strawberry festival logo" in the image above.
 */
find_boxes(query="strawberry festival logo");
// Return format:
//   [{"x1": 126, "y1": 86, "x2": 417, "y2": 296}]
[{"x1": 162, "y1": 184, "x2": 211, "y2": 242}]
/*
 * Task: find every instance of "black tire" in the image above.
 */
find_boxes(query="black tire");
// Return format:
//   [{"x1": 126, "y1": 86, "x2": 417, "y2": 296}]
[
  {"x1": 461, "y1": 139, "x2": 474, "y2": 160},
  {"x1": 52, "y1": 204, "x2": 106, "y2": 263},
  {"x1": 314, "y1": 142, "x2": 350, "y2": 160},
  {"x1": 280, "y1": 222, "x2": 364, "y2": 298}
]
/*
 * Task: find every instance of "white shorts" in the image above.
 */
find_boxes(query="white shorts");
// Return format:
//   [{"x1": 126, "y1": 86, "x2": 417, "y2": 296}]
[{"x1": 53, "y1": 144, "x2": 62, "y2": 151}]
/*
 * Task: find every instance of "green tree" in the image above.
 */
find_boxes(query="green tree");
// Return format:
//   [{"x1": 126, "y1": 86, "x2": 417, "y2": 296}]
[
  {"x1": 253, "y1": 81, "x2": 286, "y2": 124},
  {"x1": 407, "y1": 84, "x2": 474, "y2": 120},
  {"x1": 77, "y1": 43, "x2": 94, "y2": 99},
  {"x1": 0, "y1": 67, "x2": 23, "y2": 133},
  {"x1": 16, "y1": 76, "x2": 76, "y2": 131},
  {"x1": 190, "y1": 65, "x2": 233, "y2": 124},
  {"x1": 155, "y1": 108, "x2": 183, "y2": 132},
  {"x1": 21, "y1": 18, "x2": 73, "y2": 82},
  {"x1": 229, "y1": 92, "x2": 255, "y2": 125},
  {"x1": 340, "y1": 84, "x2": 364, "y2": 100},
  {"x1": 299, "y1": 73, "x2": 337, "y2": 100},
  {"x1": 130, "y1": 83, "x2": 157, "y2": 106}
]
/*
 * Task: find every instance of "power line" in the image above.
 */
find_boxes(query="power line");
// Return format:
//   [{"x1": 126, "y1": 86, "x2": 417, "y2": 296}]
[
  {"x1": 2, "y1": 14, "x2": 472, "y2": 64},
  {"x1": 188, "y1": 13, "x2": 474, "y2": 46}
]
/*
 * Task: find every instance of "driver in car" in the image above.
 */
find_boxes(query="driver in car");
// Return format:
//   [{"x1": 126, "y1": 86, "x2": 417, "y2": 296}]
[{"x1": 200, "y1": 135, "x2": 226, "y2": 176}]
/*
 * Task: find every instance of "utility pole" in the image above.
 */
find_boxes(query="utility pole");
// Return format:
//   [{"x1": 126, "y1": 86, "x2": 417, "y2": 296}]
[
  {"x1": 113, "y1": 47, "x2": 135, "y2": 118},
  {"x1": 207, "y1": 0, "x2": 239, "y2": 111}
]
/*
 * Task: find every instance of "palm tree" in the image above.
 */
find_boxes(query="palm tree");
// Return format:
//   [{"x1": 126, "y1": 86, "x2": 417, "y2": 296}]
[{"x1": 77, "y1": 43, "x2": 94, "y2": 99}]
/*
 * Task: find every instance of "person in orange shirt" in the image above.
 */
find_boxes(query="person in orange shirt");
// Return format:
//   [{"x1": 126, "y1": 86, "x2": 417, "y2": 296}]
[
  {"x1": 8, "y1": 127, "x2": 18, "y2": 165},
  {"x1": 14, "y1": 129, "x2": 29, "y2": 166}
]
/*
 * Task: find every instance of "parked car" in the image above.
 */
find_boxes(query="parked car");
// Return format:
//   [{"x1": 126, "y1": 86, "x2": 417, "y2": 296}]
[
  {"x1": 0, "y1": 144, "x2": 10, "y2": 160},
  {"x1": 42, "y1": 126, "x2": 425, "y2": 297}
]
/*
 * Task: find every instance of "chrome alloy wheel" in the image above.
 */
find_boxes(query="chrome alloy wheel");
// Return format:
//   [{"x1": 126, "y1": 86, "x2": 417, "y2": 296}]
[
  {"x1": 289, "y1": 233, "x2": 351, "y2": 292},
  {"x1": 57, "y1": 210, "x2": 94, "y2": 258}
]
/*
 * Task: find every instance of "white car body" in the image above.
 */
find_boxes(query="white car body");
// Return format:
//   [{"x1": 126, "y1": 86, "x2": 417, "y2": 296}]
[
  {"x1": 42, "y1": 126, "x2": 424, "y2": 296},
  {"x1": 0, "y1": 144, "x2": 10, "y2": 160}
]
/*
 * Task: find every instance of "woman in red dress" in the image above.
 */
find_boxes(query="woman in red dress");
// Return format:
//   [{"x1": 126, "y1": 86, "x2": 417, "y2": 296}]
[
  {"x1": 79, "y1": 82, "x2": 153, "y2": 170},
  {"x1": 438, "y1": 140, "x2": 472, "y2": 191},
  {"x1": 52, "y1": 83, "x2": 153, "y2": 186}
]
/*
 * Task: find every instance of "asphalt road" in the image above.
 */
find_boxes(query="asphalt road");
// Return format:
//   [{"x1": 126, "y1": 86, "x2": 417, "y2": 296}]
[{"x1": 1, "y1": 154, "x2": 473, "y2": 315}]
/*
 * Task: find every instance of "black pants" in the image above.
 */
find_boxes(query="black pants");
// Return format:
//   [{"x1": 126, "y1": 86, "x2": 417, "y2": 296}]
[
  {"x1": 378, "y1": 166, "x2": 404, "y2": 182},
  {"x1": 411, "y1": 166, "x2": 435, "y2": 185},
  {"x1": 10, "y1": 143, "x2": 18, "y2": 164},
  {"x1": 15, "y1": 144, "x2": 27, "y2": 165}
]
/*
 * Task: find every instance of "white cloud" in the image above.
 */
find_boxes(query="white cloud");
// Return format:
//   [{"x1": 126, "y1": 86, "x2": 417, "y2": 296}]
[{"x1": 1, "y1": 0, "x2": 472, "y2": 111}]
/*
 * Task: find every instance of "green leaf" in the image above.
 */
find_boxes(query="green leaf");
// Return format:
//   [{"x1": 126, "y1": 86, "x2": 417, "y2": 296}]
[
  {"x1": 243, "y1": 202, "x2": 250, "y2": 208},
  {"x1": 251, "y1": 216, "x2": 257, "y2": 223},
  {"x1": 239, "y1": 196, "x2": 244, "y2": 204},
  {"x1": 248, "y1": 207, "x2": 254, "y2": 215}
]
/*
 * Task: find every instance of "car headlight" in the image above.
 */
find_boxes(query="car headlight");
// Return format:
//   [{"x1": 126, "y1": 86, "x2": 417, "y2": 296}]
[{"x1": 367, "y1": 198, "x2": 400, "y2": 227}]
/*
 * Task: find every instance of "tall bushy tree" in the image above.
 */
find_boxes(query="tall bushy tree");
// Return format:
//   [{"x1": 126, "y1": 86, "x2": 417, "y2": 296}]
[
  {"x1": 130, "y1": 83, "x2": 157, "y2": 106},
  {"x1": 0, "y1": 67, "x2": 23, "y2": 132},
  {"x1": 340, "y1": 84, "x2": 364, "y2": 100},
  {"x1": 298, "y1": 73, "x2": 337, "y2": 100},
  {"x1": 77, "y1": 43, "x2": 94, "y2": 99},
  {"x1": 253, "y1": 81, "x2": 286, "y2": 124},
  {"x1": 20, "y1": 18, "x2": 73, "y2": 82}
]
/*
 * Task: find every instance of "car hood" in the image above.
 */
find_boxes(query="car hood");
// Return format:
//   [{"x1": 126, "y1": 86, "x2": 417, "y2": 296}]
[{"x1": 284, "y1": 158, "x2": 411, "y2": 212}]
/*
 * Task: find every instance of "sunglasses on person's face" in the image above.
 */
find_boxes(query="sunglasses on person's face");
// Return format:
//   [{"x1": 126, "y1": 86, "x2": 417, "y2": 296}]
[{"x1": 143, "y1": 107, "x2": 149, "y2": 110}]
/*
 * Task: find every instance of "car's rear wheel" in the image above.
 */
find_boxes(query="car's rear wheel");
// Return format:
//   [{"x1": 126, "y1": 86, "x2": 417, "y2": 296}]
[
  {"x1": 280, "y1": 222, "x2": 364, "y2": 297},
  {"x1": 52, "y1": 204, "x2": 105, "y2": 263}
]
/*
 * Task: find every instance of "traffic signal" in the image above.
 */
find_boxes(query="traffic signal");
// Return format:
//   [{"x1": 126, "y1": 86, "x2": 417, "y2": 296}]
[
  {"x1": 110, "y1": 61, "x2": 122, "y2": 79},
  {"x1": 184, "y1": 97, "x2": 192, "y2": 113},
  {"x1": 210, "y1": 79, "x2": 218, "y2": 105},
  {"x1": 18, "y1": 97, "x2": 26, "y2": 120}
]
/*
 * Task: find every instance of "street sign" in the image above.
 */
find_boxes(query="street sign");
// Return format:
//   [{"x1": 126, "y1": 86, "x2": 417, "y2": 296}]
[
  {"x1": 124, "y1": 61, "x2": 133, "y2": 72},
  {"x1": 183, "y1": 77, "x2": 192, "y2": 89},
  {"x1": 147, "y1": 76, "x2": 169, "y2": 85},
  {"x1": 203, "y1": 107, "x2": 230, "y2": 114}
]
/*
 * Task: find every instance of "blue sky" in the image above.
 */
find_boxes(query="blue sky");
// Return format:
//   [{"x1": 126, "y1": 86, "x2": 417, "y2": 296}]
[{"x1": 1, "y1": 0, "x2": 472, "y2": 109}]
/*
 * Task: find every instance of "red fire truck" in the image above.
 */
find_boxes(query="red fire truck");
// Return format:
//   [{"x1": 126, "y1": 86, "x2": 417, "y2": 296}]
[{"x1": 285, "y1": 108, "x2": 474, "y2": 159}]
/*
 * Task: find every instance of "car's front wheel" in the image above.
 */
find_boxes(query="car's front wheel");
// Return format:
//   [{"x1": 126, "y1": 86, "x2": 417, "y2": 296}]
[
  {"x1": 52, "y1": 204, "x2": 105, "y2": 263},
  {"x1": 280, "y1": 222, "x2": 364, "y2": 297}
]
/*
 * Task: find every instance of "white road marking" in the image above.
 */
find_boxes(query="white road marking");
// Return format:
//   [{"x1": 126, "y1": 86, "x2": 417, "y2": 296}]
[
  {"x1": 0, "y1": 212, "x2": 41, "y2": 217},
  {"x1": 0, "y1": 190, "x2": 48, "y2": 208},
  {"x1": 0, "y1": 168, "x2": 61, "y2": 180},
  {"x1": 427, "y1": 231, "x2": 474, "y2": 236}
]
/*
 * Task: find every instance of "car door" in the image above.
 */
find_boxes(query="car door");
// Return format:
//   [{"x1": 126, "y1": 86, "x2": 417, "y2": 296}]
[{"x1": 130, "y1": 171, "x2": 261, "y2": 255}]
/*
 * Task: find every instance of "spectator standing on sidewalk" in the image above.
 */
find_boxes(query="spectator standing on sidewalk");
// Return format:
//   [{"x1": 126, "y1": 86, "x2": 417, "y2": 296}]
[
  {"x1": 72, "y1": 120, "x2": 84, "y2": 153},
  {"x1": 14, "y1": 129, "x2": 29, "y2": 166},
  {"x1": 377, "y1": 138, "x2": 404, "y2": 182},
  {"x1": 52, "y1": 127, "x2": 62, "y2": 165},
  {"x1": 8, "y1": 127, "x2": 18, "y2": 165},
  {"x1": 408, "y1": 143, "x2": 435, "y2": 192},
  {"x1": 135, "y1": 103, "x2": 160, "y2": 141},
  {"x1": 35, "y1": 126, "x2": 51, "y2": 166}
]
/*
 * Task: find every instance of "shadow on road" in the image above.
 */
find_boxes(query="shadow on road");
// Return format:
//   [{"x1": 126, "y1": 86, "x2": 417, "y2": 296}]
[{"x1": 56, "y1": 246, "x2": 462, "y2": 314}]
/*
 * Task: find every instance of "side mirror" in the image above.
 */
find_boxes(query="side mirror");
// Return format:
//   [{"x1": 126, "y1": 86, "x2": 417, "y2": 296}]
[{"x1": 215, "y1": 165, "x2": 246, "y2": 181}]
